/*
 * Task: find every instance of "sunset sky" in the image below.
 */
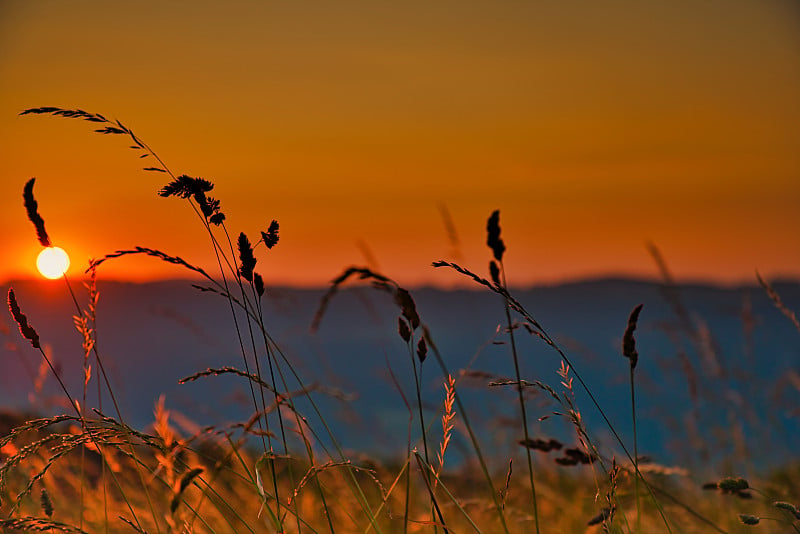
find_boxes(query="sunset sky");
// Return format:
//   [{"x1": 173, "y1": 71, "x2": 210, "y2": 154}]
[{"x1": 1, "y1": 1, "x2": 798, "y2": 287}]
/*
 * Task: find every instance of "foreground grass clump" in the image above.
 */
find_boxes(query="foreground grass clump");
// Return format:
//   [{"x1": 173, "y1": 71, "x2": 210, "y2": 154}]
[{"x1": 1, "y1": 107, "x2": 798, "y2": 533}]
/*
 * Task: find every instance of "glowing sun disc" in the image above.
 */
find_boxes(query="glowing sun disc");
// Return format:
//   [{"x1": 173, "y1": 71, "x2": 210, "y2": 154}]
[{"x1": 37, "y1": 247, "x2": 70, "y2": 279}]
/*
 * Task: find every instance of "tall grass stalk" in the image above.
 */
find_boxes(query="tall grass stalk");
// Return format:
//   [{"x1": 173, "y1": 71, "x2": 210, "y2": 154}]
[
  {"x1": 405, "y1": 322, "x2": 448, "y2": 532},
  {"x1": 623, "y1": 304, "x2": 644, "y2": 533},
  {"x1": 422, "y1": 330, "x2": 511, "y2": 533},
  {"x1": 432, "y1": 257, "x2": 675, "y2": 532},
  {"x1": 485, "y1": 210, "x2": 540, "y2": 533},
  {"x1": 314, "y1": 269, "x2": 511, "y2": 533},
  {"x1": 22, "y1": 177, "x2": 161, "y2": 531},
  {"x1": 21, "y1": 107, "x2": 384, "y2": 532},
  {"x1": 6, "y1": 291, "x2": 149, "y2": 530}
]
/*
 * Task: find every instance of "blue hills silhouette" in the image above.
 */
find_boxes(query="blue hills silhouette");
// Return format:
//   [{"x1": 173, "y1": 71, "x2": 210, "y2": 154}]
[{"x1": 2, "y1": 277, "x2": 797, "y2": 476}]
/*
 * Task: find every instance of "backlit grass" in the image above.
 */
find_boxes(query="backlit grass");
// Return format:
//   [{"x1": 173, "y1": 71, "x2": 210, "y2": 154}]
[{"x1": 1, "y1": 108, "x2": 798, "y2": 533}]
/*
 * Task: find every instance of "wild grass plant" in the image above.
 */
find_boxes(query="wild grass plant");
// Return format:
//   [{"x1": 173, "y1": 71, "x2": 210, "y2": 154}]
[{"x1": 0, "y1": 107, "x2": 798, "y2": 533}]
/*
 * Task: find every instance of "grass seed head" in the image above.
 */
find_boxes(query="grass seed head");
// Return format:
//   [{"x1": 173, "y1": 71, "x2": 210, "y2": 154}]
[
  {"x1": 622, "y1": 304, "x2": 643, "y2": 369},
  {"x1": 23, "y1": 178, "x2": 51, "y2": 247},
  {"x1": 398, "y1": 317, "x2": 412, "y2": 342},
  {"x1": 394, "y1": 288, "x2": 420, "y2": 330},
  {"x1": 261, "y1": 220, "x2": 280, "y2": 249},
  {"x1": 254, "y1": 273, "x2": 265, "y2": 297},
  {"x1": 773, "y1": 501, "x2": 800, "y2": 519},
  {"x1": 237, "y1": 232, "x2": 257, "y2": 282},
  {"x1": 518, "y1": 438, "x2": 563, "y2": 452},
  {"x1": 416, "y1": 337, "x2": 428, "y2": 363},
  {"x1": 489, "y1": 260, "x2": 501, "y2": 285},
  {"x1": 158, "y1": 175, "x2": 213, "y2": 199},
  {"x1": 718, "y1": 476, "x2": 749, "y2": 492},
  {"x1": 486, "y1": 210, "x2": 505, "y2": 262},
  {"x1": 738, "y1": 514, "x2": 760, "y2": 525},
  {"x1": 8, "y1": 289, "x2": 41, "y2": 349},
  {"x1": 40, "y1": 487, "x2": 53, "y2": 517},
  {"x1": 159, "y1": 175, "x2": 225, "y2": 224}
]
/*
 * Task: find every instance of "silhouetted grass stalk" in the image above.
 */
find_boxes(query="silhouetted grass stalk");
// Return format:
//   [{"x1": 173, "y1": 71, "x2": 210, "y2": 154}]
[
  {"x1": 21, "y1": 108, "x2": 369, "y2": 531},
  {"x1": 7, "y1": 288, "x2": 149, "y2": 531},
  {"x1": 22, "y1": 176, "x2": 160, "y2": 532},
  {"x1": 623, "y1": 304, "x2": 644, "y2": 533},
  {"x1": 432, "y1": 256, "x2": 675, "y2": 532},
  {"x1": 228, "y1": 230, "x2": 289, "y2": 529},
  {"x1": 486, "y1": 210, "x2": 540, "y2": 534},
  {"x1": 757, "y1": 271, "x2": 800, "y2": 333},
  {"x1": 421, "y1": 329, "x2": 511, "y2": 533},
  {"x1": 314, "y1": 270, "x2": 510, "y2": 533}
]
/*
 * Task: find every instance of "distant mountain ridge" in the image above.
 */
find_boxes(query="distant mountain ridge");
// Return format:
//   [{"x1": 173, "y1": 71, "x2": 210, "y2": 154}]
[{"x1": 2, "y1": 277, "x2": 798, "y2": 473}]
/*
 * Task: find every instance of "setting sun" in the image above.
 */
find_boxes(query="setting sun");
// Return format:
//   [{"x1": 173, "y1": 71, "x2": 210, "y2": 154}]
[{"x1": 36, "y1": 246, "x2": 70, "y2": 279}]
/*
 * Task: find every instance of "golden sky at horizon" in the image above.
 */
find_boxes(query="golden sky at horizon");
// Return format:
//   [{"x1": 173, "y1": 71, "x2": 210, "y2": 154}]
[{"x1": 1, "y1": 1, "x2": 799, "y2": 287}]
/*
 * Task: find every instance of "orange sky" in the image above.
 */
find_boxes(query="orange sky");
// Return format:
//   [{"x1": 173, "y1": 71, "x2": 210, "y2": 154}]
[{"x1": 1, "y1": 1, "x2": 799, "y2": 287}]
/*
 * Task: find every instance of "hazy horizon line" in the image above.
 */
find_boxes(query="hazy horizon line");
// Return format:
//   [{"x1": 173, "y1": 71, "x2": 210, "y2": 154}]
[{"x1": 4, "y1": 272, "x2": 798, "y2": 291}]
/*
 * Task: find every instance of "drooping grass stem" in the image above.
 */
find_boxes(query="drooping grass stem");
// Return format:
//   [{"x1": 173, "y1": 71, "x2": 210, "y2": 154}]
[{"x1": 432, "y1": 261, "x2": 674, "y2": 532}]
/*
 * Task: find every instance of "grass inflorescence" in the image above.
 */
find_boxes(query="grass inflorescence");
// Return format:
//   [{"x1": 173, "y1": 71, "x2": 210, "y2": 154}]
[{"x1": 1, "y1": 107, "x2": 798, "y2": 533}]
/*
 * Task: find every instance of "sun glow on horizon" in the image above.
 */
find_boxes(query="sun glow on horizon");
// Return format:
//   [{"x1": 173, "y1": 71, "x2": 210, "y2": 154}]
[{"x1": 36, "y1": 247, "x2": 70, "y2": 279}]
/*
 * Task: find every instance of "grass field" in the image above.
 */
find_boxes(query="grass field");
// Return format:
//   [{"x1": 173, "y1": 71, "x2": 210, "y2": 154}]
[{"x1": 1, "y1": 108, "x2": 798, "y2": 533}]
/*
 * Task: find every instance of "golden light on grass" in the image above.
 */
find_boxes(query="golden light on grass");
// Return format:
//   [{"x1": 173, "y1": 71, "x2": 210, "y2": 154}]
[
  {"x1": 3, "y1": 103, "x2": 796, "y2": 534},
  {"x1": 36, "y1": 246, "x2": 70, "y2": 279}
]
